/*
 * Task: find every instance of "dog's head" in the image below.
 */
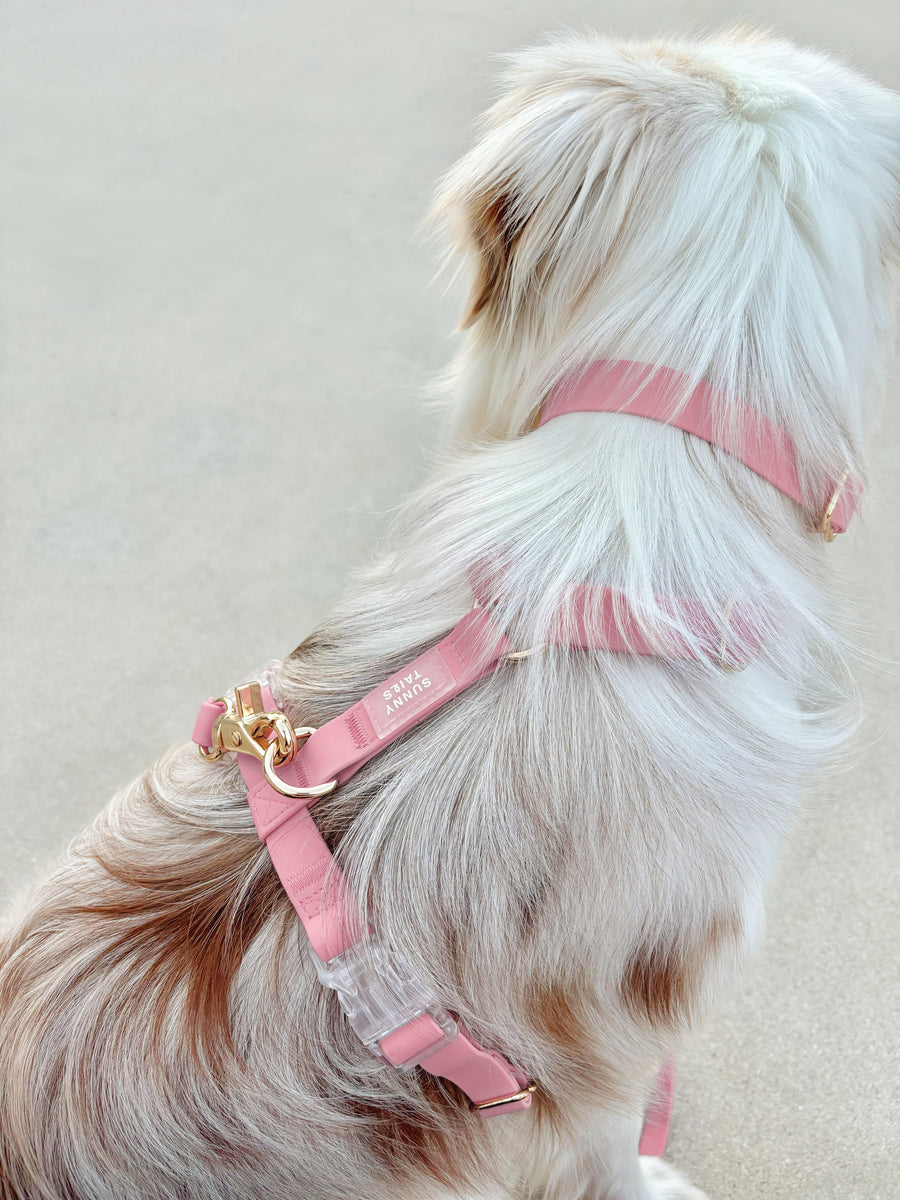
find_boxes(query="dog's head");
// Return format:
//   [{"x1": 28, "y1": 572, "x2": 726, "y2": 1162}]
[{"x1": 433, "y1": 29, "x2": 899, "y2": 456}]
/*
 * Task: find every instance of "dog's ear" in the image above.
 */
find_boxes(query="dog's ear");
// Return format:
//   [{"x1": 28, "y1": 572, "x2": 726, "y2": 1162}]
[
  {"x1": 459, "y1": 184, "x2": 525, "y2": 328},
  {"x1": 431, "y1": 161, "x2": 533, "y2": 331}
]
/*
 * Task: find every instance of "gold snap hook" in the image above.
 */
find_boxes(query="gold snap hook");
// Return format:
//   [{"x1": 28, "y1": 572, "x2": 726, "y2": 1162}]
[{"x1": 198, "y1": 681, "x2": 338, "y2": 800}]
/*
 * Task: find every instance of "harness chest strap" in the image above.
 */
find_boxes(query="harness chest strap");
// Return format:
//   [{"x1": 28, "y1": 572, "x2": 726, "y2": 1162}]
[{"x1": 194, "y1": 608, "x2": 535, "y2": 1116}]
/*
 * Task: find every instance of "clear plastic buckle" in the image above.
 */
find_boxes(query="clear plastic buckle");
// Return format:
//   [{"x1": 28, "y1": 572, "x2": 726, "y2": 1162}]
[{"x1": 310, "y1": 938, "x2": 458, "y2": 1068}]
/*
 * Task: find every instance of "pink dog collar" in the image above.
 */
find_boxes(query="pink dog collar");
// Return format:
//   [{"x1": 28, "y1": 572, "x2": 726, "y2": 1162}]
[{"x1": 541, "y1": 360, "x2": 862, "y2": 539}]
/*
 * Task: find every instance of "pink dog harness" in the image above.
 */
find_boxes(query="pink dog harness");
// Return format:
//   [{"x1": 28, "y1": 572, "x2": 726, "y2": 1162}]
[{"x1": 193, "y1": 360, "x2": 859, "y2": 1144}]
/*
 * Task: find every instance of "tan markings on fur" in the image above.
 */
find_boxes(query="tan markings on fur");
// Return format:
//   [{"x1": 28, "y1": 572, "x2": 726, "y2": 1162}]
[
  {"x1": 461, "y1": 186, "x2": 523, "y2": 327},
  {"x1": 357, "y1": 1077, "x2": 481, "y2": 1189},
  {"x1": 648, "y1": 33, "x2": 784, "y2": 118},
  {"x1": 622, "y1": 914, "x2": 742, "y2": 1027},
  {"x1": 64, "y1": 831, "x2": 285, "y2": 1070},
  {"x1": 526, "y1": 976, "x2": 622, "y2": 1121}
]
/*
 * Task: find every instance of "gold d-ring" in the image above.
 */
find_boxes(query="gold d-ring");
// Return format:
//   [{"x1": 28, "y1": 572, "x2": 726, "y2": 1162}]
[
  {"x1": 820, "y1": 467, "x2": 850, "y2": 543},
  {"x1": 262, "y1": 729, "x2": 338, "y2": 799}
]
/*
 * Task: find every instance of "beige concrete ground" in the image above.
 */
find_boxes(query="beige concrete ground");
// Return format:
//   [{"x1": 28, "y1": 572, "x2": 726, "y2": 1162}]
[{"x1": 1, "y1": 3, "x2": 897, "y2": 1197}]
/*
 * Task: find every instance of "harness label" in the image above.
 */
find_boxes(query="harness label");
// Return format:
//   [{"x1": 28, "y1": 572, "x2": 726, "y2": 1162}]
[{"x1": 362, "y1": 647, "x2": 455, "y2": 739}]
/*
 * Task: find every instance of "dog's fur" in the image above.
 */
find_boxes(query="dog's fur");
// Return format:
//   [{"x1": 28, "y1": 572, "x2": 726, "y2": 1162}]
[{"x1": 1, "y1": 28, "x2": 898, "y2": 1200}]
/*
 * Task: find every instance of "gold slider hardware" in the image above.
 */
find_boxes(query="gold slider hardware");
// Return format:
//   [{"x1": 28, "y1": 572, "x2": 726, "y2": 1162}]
[
  {"x1": 501, "y1": 644, "x2": 549, "y2": 663},
  {"x1": 820, "y1": 466, "x2": 850, "y2": 543},
  {"x1": 197, "y1": 681, "x2": 337, "y2": 799},
  {"x1": 473, "y1": 593, "x2": 549, "y2": 664},
  {"x1": 472, "y1": 1084, "x2": 537, "y2": 1112}
]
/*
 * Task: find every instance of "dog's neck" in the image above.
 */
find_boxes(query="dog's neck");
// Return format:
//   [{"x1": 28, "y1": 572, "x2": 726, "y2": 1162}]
[
  {"x1": 440, "y1": 302, "x2": 870, "y2": 537},
  {"x1": 408, "y1": 358, "x2": 839, "y2": 662}
]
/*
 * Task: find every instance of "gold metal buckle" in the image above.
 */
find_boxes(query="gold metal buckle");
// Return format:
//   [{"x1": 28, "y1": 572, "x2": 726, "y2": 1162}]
[
  {"x1": 820, "y1": 467, "x2": 850, "y2": 543},
  {"x1": 198, "y1": 681, "x2": 338, "y2": 799},
  {"x1": 472, "y1": 1084, "x2": 537, "y2": 1112}
]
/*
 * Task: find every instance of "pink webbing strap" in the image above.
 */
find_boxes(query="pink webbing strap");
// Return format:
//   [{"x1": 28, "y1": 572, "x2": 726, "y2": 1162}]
[
  {"x1": 193, "y1": 661, "x2": 534, "y2": 1116},
  {"x1": 540, "y1": 360, "x2": 862, "y2": 535},
  {"x1": 247, "y1": 607, "x2": 510, "y2": 843},
  {"x1": 554, "y1": 589, "x2": 760, "y2": 663},
  {"x1": 379, "y1": 1014, "x2": 532, "y2": 1115},
  {"x1": 467, "y1": 576, "x2": 762, "y2": 668},
  {"x1": 638, "y1": 1057, "x2": 676, "y2": 1157},
  {"x1": 194, "y1": 694, "x2": 363, "y2": 960}
]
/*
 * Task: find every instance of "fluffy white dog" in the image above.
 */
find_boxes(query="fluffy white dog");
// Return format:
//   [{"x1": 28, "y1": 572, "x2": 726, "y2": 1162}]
[{"x1": 1, "y1": 28, "x2": 897, "y2": 1200}]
